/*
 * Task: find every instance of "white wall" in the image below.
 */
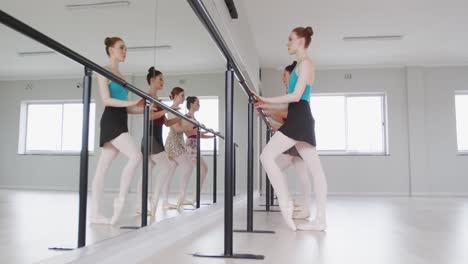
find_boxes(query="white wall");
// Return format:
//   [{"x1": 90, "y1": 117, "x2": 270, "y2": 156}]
[
  {"x1": 202, "y1": 0, "x2": 261, "y2": 91},
  {"x1": 411, "y1": 67, "x2": 468, "y2": 195},
  {"x1": 0, "y1": 72, "x2": 258, "y2": 195},
  {"x1": 260, "y1": 66, "x2": 468, "y2": 196},
  {"x1": 2, "y1": 66, "x2": 467, "y2": 196}
]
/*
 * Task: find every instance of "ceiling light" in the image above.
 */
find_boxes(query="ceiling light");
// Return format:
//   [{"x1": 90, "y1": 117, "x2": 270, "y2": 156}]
[
  {"x1": 127, "y1": 45, "x2": 172, "y2": 51},
  {"x1": 66, "y1": 1, "x2": 130, "y2": 10},
  {"x1": 343, "y1": 35, "x2": 404, "y2": 41},
  {"x1": 18, "y1": 51, "x2": 57, "y2": 57}
]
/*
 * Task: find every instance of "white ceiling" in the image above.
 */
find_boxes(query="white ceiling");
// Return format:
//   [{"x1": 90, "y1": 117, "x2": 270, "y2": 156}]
[
  {"x1": 0, "y1": 0, "x2": 226, "y2": 80},
  {"x1": 1, "y1": 0, "x2": 468, "y2": 80},
  {"x1": 241, "y1": 0, "x2": 468, "y2": 69}
]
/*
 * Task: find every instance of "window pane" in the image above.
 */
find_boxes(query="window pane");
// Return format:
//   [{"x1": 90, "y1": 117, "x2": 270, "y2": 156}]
[
  {"x1": 346, "y1": 96, "x2": 384, "y2": 153},
  {"x1": 26, "y1": 104, "x2": 62, "y2": 151},
  {"x1": 197, "y1": 98, "x2": 219, "y2": 151},
  {"x1": 455, "y1": 94, "x2": 468, "y2": 151},
  {"x1": 310, "y1": 96, "x2": 346, "y2": 151},
  {"x1": 62, "y1": 103, "x2": 96, "y2": 152}
]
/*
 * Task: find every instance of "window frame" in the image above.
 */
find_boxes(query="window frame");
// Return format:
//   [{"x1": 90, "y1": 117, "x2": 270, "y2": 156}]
[
  {"x1": 18, "y1": 99, "x2": 96, "y2": 156},
  {"x1": 455, "y1": 91, "x2": 468, "y2": 155},
  {"x1": 310, "y1": 92, "x2": 389, "y2": 156}
]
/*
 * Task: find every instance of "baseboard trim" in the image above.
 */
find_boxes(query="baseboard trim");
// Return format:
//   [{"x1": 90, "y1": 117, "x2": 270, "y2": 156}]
[
  {"x1": 328, "y1": 192, "x2": 409, "y2": 196},
  {"x1": 411, "y1": 192, "x2": 468, "y2": 197},
  {"x1": 2, "y1": 185, "x2": 467, "y2": 197},
  {"x1": 0, "y1": 185, "x2": 225, "y2": 195}
]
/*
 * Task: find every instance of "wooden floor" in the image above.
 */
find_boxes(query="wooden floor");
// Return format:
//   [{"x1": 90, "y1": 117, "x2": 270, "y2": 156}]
[{"x1": 1, "y1": 189, "x2": 468, "y2": 264}]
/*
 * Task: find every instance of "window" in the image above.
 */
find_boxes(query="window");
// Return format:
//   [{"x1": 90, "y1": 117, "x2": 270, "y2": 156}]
[
  {"x1": 161, "y1": 96, "x2": 219, "y2": 154},
  {"x1": 18, "y1": 101, "x2": 96, "y2": 154},
  {"x1": 310, "y1": 94, "x2": 387, "y2": 154},
  {"x1": 455, "y1": 93, "x2": 468, "y2": 153}
]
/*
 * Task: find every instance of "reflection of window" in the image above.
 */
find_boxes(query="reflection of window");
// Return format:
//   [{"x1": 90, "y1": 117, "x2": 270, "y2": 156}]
[
  {"x1": 18, "y1": 101, "x2": 96, "y2": 154},
  {"x1": 161, "y1": 96, "x2": 219, "y2": 154},
  {"x1": 310, "y1": 94, "x2": 387, "y2": 154},
  {"x1": 455, "y1": 93, "x2": 468, "y2": 152}
]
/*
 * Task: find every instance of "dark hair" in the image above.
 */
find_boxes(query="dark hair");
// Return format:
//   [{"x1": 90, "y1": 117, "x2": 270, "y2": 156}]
[
  {"x1": 104, "y1": 37, "x2": 123, "y2": 56},
  {"x1": 186, "y1": 96, "x2": 198, "y2": 110},
  {"x1": 292, "y1": 26, "x2": 314, "y2": 48},
  {"x1": 169, "y1": 87, "x2": 184, "y2": 100},
  {"x1": 146, "y1": 67, "x2": 163, "y2": 85},
  {"x1": 284, "y1": 61, "x2": 297, "y2": 73}
]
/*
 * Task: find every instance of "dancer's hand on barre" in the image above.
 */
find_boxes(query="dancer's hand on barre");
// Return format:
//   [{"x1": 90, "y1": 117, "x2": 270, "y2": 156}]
[
  {"x1": 201, "y1": 131, "x2": 215, "y2": 139},
  {"x1": 251, "y1": 91, "x2": 266, "y2": 105},
  {"x1": 127, "y1": 99, "x2": 142, "y2": 107},
  {"x1": 135, "y1": 98, "x2": 145, "y2": 107}
]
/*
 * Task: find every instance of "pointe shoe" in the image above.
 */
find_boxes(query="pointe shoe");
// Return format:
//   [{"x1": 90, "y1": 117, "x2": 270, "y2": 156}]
[
  {"x1": 297, "y1": 218, "x2": 326, "y2": 231},
  {"x1": 89, "y1": 213, "x2": 110, "y2": 224},
  {"x1": 175, "y1": 194, "x2": 189, "y2": 209},
  {"x1": 162, "y1": 201, "x2": 177, "y2": 210},
  {"x1": 279, "y1": 200, "x2": 296, "y2": 231},
  {"x1": 135, "y1": 208, "x2": 153, "y2": 216},
  {"x1": 293, "y1": 205, "x2": 304, "y2": 212},
  {"x1": 182, "y1": 200, "x2": 195, "y2": 206},
  {"x1": 135, "y1": 200, "x2": 153, "y2": 216},
  {"x1": 293, "y1": 209, "x2": 311, "y2": 219},
  {"x1": 110, "y1": 198, "x2": 125, "y2": 225}
]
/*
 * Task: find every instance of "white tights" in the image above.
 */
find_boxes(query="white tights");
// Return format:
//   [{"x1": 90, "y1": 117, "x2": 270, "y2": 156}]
[
  {"x1": 260, "y1": 131, "x2": 327, "y2": 231},
  {"x1": 162, "y1": 153, "x2": 195, "y2": 207},
  {"x1": 275, "y1": 153, "x2": 312, "y2": 216},
  {"x1": 190, "y1": 157, "x2": 208, "y2": 202},
  {"x1": 91, "y1": 132, "x2": 142, "y2": 224},
  {"x1": 136, "y1": 151, "x2": 177, "y2": 216}
]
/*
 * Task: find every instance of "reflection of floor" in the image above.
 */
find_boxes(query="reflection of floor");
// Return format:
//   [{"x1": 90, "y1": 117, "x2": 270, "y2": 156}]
[{"x1": 0, "y1": 189, "x2": 212, "y2": 264}]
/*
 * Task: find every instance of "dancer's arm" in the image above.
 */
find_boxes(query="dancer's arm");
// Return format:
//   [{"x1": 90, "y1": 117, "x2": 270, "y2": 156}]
[
  {"x1": 164, "y1": 116, "x2": 181, "y2": 127},
  {"x1": 201, "y1": 132, "x2": 215, "y2": 139},
  {"x1": 149, "y1": 109, "x2": 167, "y2": 120},
  {"x1": 268, "y1": 111, "x2": 287, "y2": 124},
  {"x1": 97, "y1": 74, "x2": 139, "y2": 107},
  {"x1": 256, "y1": 61, "x2": 314, "y2": 104},
  {"x1": 127, "y1": 106, "x2": 144, "y2": 114},
  {"x1": 255, "y1": 102, "x2": 288, "y2": 110},
  {"x1": 268, "y1": 118, "x2": 283, "y2": 131},
  {"x1": 173, "y1": 119, "x2": 194, "y2": 133}
]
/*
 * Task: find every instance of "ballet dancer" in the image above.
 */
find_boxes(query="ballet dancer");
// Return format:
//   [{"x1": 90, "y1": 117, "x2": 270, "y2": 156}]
[
  {"x1": 136, "y1": 67, "x2": 182, "y2": 217},
  {"x1": 183, "y1": 96, "x2": 215, "y2": 203},
  {"x1": 255, "y1": 27, "x2": 328, "y2": 231},
  {"x1": 91, "y1": 37, "x2": 143, "y2": 225}
]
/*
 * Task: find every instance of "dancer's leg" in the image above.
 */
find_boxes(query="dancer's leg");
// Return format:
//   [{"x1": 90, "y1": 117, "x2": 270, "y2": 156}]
[
  {"x1": 149, "y1": 152, "x2": 177, "y2": 216},
  {"x1": 109, "y1": 133, "x2": 142, "y2": 224},
  {"x1": 161, "y1": 160, "x2": 177, "y2": 207},
  {"x1": 136, "y1": 158, "x2": 155, "y2": 215},
  {"x1": 174, "y1": 154, "x2": 195, "y2": 208},
  {"x1": 90, "y1": 143, "x2": 119, "y2": 224},
  {"x1": 260, "y1": 131, "x2": 297, "y2": 230},
  {"x1": 291, "y1": 156, "x2": 312, "y2": 219},
  {"x1": 191, "y1": 157, "x2": 209, "y2": 202},
  {"x1": 295, "y1": 142, "x2": 327, "y2": 231}
]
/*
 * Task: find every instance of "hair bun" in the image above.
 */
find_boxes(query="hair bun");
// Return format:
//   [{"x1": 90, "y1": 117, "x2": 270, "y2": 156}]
[
  {"x1": 292, "y1": 61, "x2": 297, "y2": 67},
  {"x1": 148, "y1": 66, "x2": 155, "y2": 73},
  {"x1": 104, "y1": 37, "x2": 111, "y2": 46},
  {"x1": 305, "y1": 26, "x2": 314, "y2": 36}
]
